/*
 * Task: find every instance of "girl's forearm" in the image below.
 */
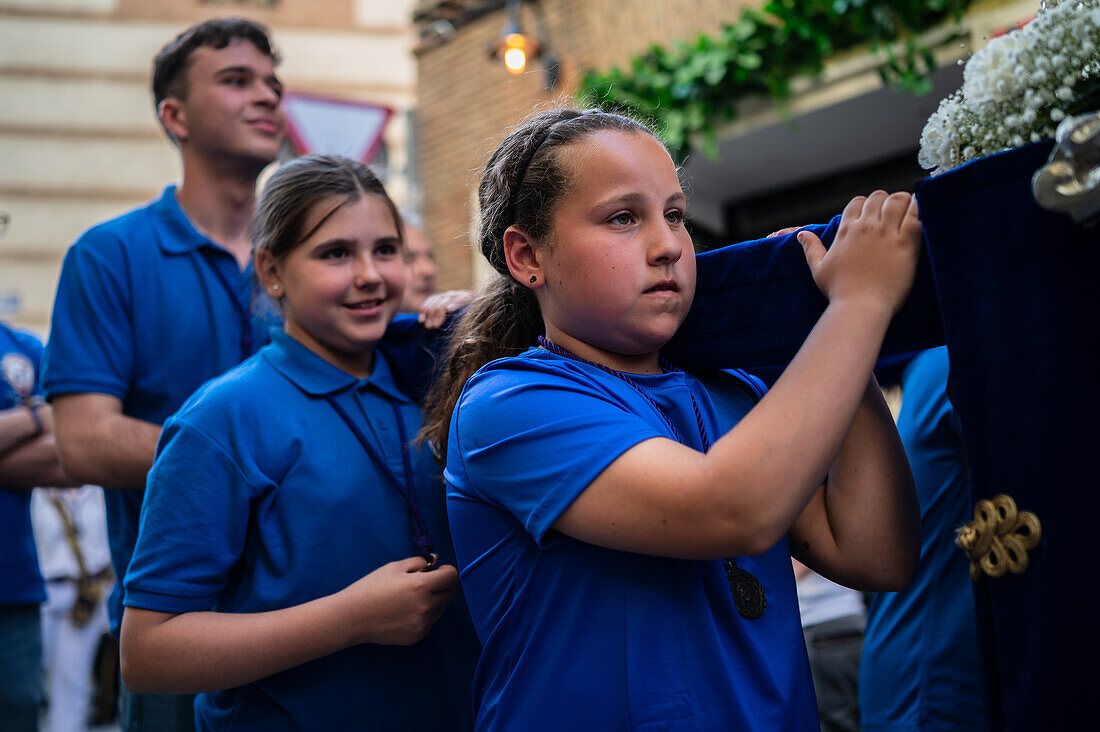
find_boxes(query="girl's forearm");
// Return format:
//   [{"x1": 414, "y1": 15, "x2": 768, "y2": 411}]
[
  {"x1": 790, "y1": 379, "x2": 920, "y2": 591},
  {"x1": 120, "y1": 593, "x2": 353, "y2": 694},
  {"x1": 557, "y1": 296, "x2": 901, "y2": 561},
  {"x1": 120, "y1": 556, "x2": 456, "y2": 694},
  {"x1": 705, "y1": 296, "x2": 896, "y2": 548}
]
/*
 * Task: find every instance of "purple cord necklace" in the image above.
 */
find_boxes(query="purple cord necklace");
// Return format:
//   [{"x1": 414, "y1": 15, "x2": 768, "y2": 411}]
[
  {"x1": 537, "y1": 336, "x2": 766, "y2": 619},
  {"x1": 325, "y1": 393, "x2": 436, "y2": 568}
]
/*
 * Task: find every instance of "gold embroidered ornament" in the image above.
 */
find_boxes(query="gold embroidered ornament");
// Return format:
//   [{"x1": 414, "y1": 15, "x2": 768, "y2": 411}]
[{"x1": 956, "y1": 494, "x2": 1041, "y2": 581}]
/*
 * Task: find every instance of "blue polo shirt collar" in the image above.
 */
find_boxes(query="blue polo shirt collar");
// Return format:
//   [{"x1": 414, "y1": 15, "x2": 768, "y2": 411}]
[
  {"x1": 262, "y1": 329, "x2": 412, "y2": 403},
  {"x1": 152, "y1": 185, "x2": 217, "y2": 255}
]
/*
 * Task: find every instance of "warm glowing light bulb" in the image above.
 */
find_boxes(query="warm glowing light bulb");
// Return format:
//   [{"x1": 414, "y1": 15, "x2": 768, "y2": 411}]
[
  {"x1": 494, "y1": 31, "x2": 537, "y2": 76},
  {"x1": 504, "y1": 46, "x2": 527, "y2": 73}
]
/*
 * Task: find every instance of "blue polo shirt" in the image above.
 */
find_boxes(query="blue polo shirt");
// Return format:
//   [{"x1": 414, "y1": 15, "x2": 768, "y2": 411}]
[
  {"x1": 860, "y1": 347, "x2": 987, "y2": 731},
  {"x1": 124, "y1": 330, "x2": 478, "y2": 730},
  {"x1": 42, "y1": 186, "x2": 276, "y2": 635},
  {"x1": 1, "y1": 324, "x2": 47, "y2": 605},
  {"x1": 446, "y1": 349, "x2": 817, "y2": 731}
]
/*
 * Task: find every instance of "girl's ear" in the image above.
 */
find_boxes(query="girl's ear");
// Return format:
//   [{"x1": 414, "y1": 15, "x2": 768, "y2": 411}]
[
  {"x1": 158, "y1": 98, "x2": 188, "y2": 143},
  {"x1": 255, "y1": 249, "x2": 284, "y2": 299},
  {"x1": 503, "y1": 226, "x2": 543, "y2": 289}
]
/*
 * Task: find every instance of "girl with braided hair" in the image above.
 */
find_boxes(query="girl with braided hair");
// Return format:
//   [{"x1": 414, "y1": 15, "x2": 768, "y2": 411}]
[{"x1": 422, "y1": 107, "x2": 922, "y2": 730}]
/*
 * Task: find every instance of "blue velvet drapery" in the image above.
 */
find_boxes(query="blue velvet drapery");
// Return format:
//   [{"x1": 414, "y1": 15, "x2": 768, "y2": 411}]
[{"x1": 917, "y1": 140, "x2": 1095, "y2": 730}]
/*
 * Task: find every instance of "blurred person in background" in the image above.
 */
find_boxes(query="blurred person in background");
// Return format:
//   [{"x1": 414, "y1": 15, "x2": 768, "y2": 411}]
[
  {"x1": 794, "y1": 559, "x2": 866, "y2": 732},
  {"x1": 399, "y1": 221, "x2": 439, "y2": 313},
  {"x1": 32, "y1": 486, "x2": 113, "y2": 732},
  {"x1": 859, "y1": 347, "x2": 987, "y2": 732},
  {"x1": 1, "y1": 209, "x2": 76, "y2": 731},
  {"x1": 398, "y1": 219, "x2": 472, "y2": 329}
]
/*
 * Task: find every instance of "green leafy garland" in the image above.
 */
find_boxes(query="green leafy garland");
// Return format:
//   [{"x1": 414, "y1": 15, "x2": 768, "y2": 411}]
[{"x1": 576, "y1": 0, "x2": 976, "y2": 161}]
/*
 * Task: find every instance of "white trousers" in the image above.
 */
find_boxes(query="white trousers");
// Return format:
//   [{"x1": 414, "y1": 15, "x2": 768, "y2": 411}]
[{"x1": 39, "y1": 579, "x2": 111, "y2": 732}]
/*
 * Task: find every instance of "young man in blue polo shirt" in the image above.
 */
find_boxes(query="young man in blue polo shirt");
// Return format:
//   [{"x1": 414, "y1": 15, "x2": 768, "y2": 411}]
[{"x1": 42, "y1": 18, "x2": 285, "y2": 731}]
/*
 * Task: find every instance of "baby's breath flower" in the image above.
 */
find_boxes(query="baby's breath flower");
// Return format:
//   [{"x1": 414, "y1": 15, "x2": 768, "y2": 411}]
[{"x1": 919, "y1": 0, "x2": 1100, "y2": 174}]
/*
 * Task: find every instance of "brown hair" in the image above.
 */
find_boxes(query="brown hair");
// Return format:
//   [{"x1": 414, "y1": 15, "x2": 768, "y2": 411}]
[
  {"x1": 251, "y1": 153, "x2": 403, "y2": 265},
  {"x1": 153, "y1": 18, "x2": 278, "y2": 108},
  {"x1": 419, "y1": 107, "x2": 660, "y2": 460}
]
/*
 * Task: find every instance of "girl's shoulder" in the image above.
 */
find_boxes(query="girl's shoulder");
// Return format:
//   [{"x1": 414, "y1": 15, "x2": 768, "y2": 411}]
[
  {"x1": 690, "y1": 368, "x2": 768, "y2": 402},
  {"x1": 469, "y1": 352, "x2": 768, "y2": 401},
  {"x1": 465, "y1": 347, "x2": 616, "y2": 397},
  {"x1": 168, "y1": 353, "x2": 282, "y2": 432},
  {"x1": 478, "y1": 346, "x2": 567, "y2": 373},
  {"x1": 157, "y1": 350, "x2": 309, "y2": 486},
  {"x1": 458, "y1": 349, "x2": 704, "y2": 429}
]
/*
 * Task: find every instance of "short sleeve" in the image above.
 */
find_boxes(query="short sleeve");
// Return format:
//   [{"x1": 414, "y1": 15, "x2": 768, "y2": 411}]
[
  {"x1": 123, "y1": 416, "x2": 261, "y2": 612},
  {"x1": 447, "y1": 363, "x2": 661, "y2": 545},
  {"x1": 42, "y1": 232, "x2": 134, "y2": 401}
]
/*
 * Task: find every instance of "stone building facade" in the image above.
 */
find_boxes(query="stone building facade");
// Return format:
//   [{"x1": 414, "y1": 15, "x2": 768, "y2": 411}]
[
  {"x1": 1, "y1": 0, "x2": 1040, "y2": 329},
  {"x1": 0, "y1": 0, "x2": 418, "y2": 334}
]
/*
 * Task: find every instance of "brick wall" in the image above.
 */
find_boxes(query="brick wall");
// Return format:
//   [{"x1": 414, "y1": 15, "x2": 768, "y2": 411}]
[{"x1": 415, "y1": 0, "x2": 759, "y2": 290}]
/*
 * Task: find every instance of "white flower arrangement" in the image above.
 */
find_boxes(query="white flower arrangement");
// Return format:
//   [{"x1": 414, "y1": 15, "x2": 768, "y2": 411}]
[{"x1": 919, "y1": 0, "x2": 1100, "y2": 176}]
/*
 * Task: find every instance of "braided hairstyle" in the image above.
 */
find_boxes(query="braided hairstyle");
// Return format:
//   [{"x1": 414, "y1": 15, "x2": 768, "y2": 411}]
[{"x1": 419, "y1": 107, "x2": 660, "y2": 459}]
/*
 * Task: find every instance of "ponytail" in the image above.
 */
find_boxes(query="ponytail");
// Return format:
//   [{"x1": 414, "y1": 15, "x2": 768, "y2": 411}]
[
  {"x1": 419, "y1": 274, "x2": 543, "y2": 459},
  {"x1": 418, "y1": 106, "x2": 660, "y2": 462}
]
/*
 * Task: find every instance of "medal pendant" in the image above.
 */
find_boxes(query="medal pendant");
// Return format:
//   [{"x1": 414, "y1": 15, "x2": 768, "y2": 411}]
[{"x1": 725, "y1": 561, "x2": 766, "y2": 619}]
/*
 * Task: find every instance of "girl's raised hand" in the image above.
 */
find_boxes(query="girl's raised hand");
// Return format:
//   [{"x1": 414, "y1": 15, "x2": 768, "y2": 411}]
[
  {"x1": 418, "y1": 289, "x2": 473, "y2": 330},
  {"x1": 338, "y1": 556, "x2": 459, "y2": 646},
  {"x1": 797, "y1": 191, "x2": 922, "y2": 316}
]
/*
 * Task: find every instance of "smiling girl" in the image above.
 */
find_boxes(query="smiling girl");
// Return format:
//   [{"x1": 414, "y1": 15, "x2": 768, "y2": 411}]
[
  {"x1": 422, "y1": 108, "x2": 921, "y2": 730},
  {"x1": 118, "y1": 155, "x2": 479, "y2": 730}
]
